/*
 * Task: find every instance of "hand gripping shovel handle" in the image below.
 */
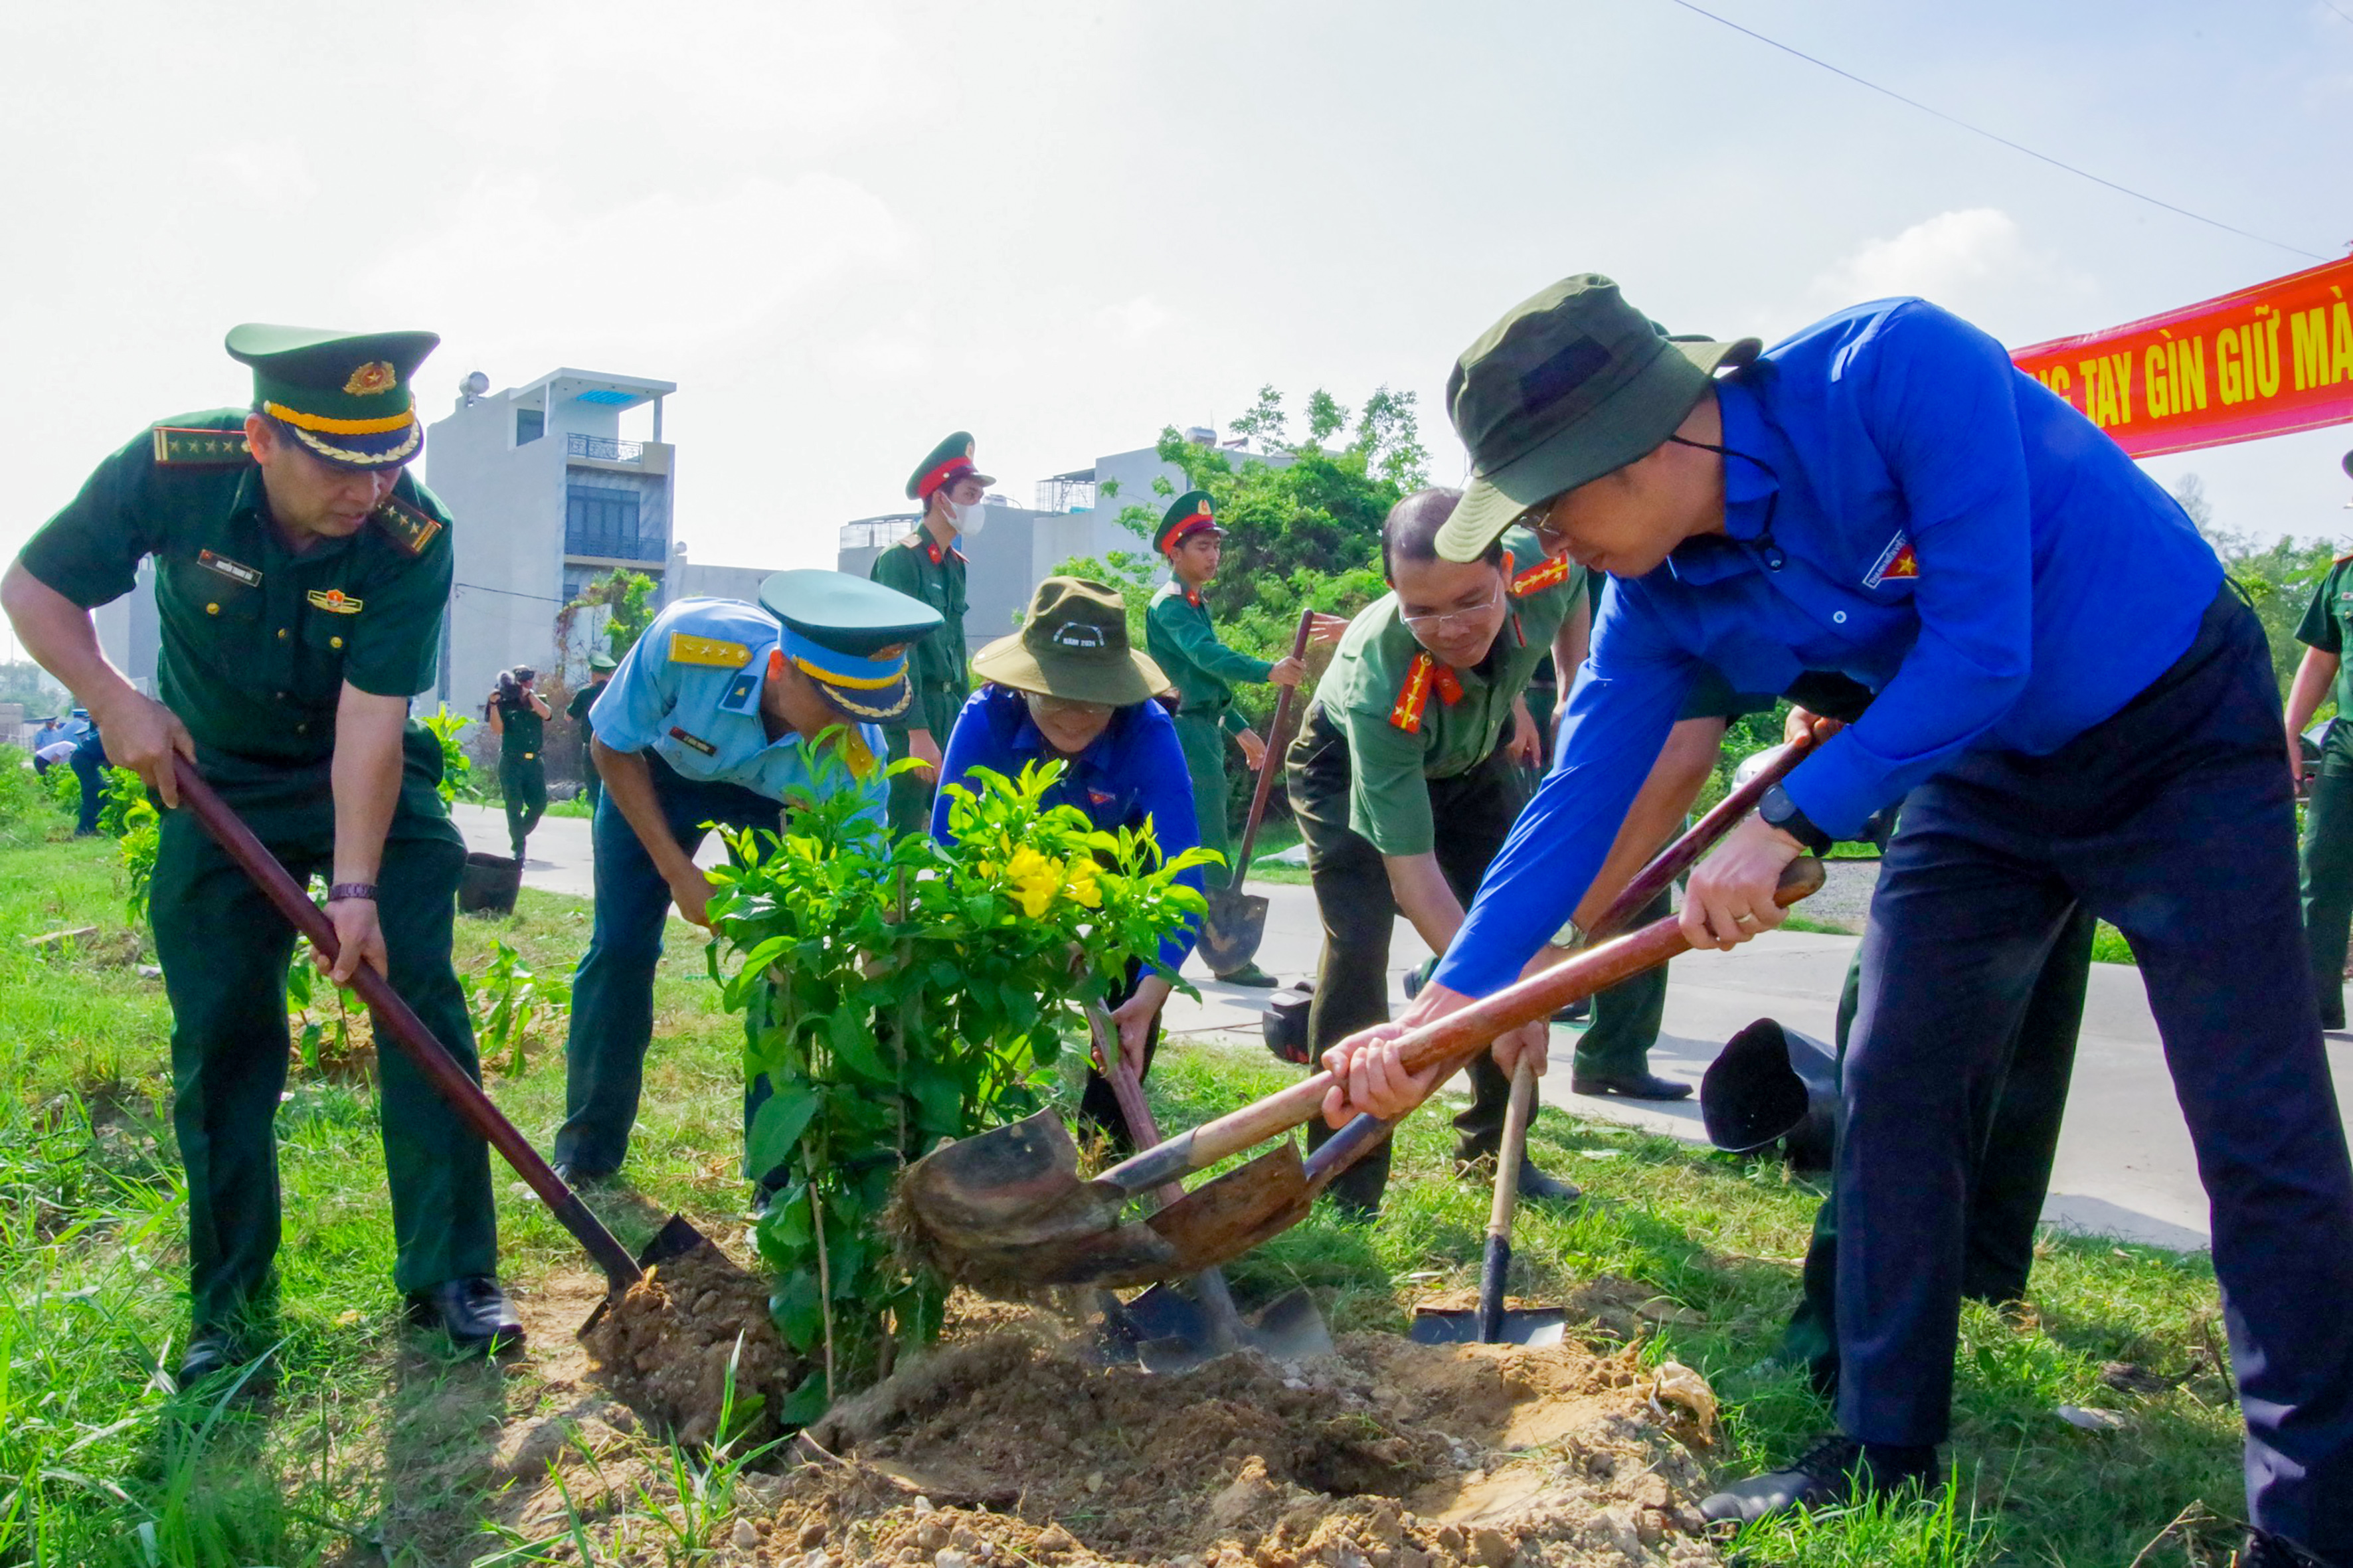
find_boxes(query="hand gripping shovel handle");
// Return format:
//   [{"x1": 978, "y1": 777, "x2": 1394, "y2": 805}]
[
  {"x1": 1229, "y1": 609, "x2": 1318, "y2": 883},
  {"x1": 170, "y1": 756, "x2": 645, "y2": 1294},
  {"x1": 1294, "y1": 727, "x2": 1826, "y2": 1190},
  {"x1": 1102, "y1": 854, "x2": 1824, "y2": 1195}
]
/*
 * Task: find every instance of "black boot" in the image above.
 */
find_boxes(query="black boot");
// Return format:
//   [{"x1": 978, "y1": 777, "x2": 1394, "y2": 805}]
[
  {"x1": 406, "y1": 1276, "x2": 525, "y2": 1355},
  {"x1": 2240, "y1": 1530, "x2": 2345, "y2": 1568},
  {"x1": 1698, "y1": 1435, "x2": 1937, "y2": 1523}
]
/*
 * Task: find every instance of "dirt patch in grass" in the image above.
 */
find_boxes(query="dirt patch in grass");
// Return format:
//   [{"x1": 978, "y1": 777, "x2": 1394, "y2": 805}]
[
  {"x1": 776, "y1": 1320, "x2": 1722, "y2": 1567},
  {"x1": 580, "y1": 1237, "x2": 802, "y2": 1447}
]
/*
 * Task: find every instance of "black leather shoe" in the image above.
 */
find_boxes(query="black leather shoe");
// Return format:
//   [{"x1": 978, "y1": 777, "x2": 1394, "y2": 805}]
[
  {"x1": 1215, "y1": 962, "x2": 1282, "y2": 988},
  {"x1": 1571, "y1": 1069, "x2": 1693, "y2": 1101},
  {"x1": 1699, "y1": 1435, "x2": 1937, "y2": 1523},
  {"x1": 177, "y1": 1329, "x2": 237, "y2": 1387},
  {"x1": 2241, "y1": 1530, "x2": 2344, "y2": 1568},
  {"x1": 406, "y1": 1277, "x2": 525, "y2": 1355},
  {"x1": 549, "y1": 1160, "x2": 612, "y2": 1190},
  {"x1": 1515, "y1": 1160, "x2": 1583, "y2": 1205}
]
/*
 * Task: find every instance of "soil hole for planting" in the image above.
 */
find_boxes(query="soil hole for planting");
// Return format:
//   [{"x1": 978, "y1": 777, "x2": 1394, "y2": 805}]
[{"x1": 578, "y1": 1240, "x2": 801, "y2": 1448}]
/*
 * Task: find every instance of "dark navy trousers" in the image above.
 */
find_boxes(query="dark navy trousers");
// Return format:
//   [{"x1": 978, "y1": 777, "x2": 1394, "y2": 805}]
[
  {"x1": 1841, "y1": 590, "x2": 2353, "y2": 1549},
  {"x1": 555, "y1": 755, "x2": 781, "y2": 1176}
]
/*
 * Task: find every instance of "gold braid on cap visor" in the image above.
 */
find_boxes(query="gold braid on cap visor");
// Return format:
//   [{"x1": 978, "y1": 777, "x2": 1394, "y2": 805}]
[{"x1": 280, "y1": 416, "x2": 422, "y2": 468}]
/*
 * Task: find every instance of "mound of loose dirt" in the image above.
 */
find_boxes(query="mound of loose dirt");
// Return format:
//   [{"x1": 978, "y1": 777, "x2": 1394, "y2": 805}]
[
  {"x1": 580, "y1": 1241, "x2": 803, "y2": 1447},
  {"x1": 757, "y1": 1321, "x2": 1722, "y2": 1567}
]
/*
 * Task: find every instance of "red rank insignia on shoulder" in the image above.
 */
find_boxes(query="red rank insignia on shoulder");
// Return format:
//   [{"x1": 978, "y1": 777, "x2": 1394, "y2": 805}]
[
  {"x1": 1510, "y1": 555, "x2": 1570, "y2": 596},
  {"x1": 1389, "y1": 652, "x2": 1464, "y2": 733}
]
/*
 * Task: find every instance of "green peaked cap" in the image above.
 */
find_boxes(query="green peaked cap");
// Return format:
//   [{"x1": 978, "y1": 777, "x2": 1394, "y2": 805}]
[
  {"x1": 225, "y1": 323, "x2": 440, "y2": 470},
  {"x1": 905, "y1": 430, "x2": 997, "y2": 501},
  {"x1": 1436, "y1": 275, "x2": 1759, "y2": 563},
  {"x1": 1154, "y1": 489, "x2": 1221, "y2": 555}
]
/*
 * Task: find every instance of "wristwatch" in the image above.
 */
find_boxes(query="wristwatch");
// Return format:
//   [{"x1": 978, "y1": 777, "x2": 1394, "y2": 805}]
[
  {"x1": 1757, "y1": 785, "x2": 1833, "y2": 855},
  {"x1": 327, "y1": 883, "x2": 378, "y2": 903}
]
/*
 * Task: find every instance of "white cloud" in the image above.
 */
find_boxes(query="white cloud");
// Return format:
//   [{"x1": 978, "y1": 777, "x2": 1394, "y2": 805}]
[
  {"x1": 1094, "y1": 296, "x2": 1172, "y2": 342},
  {"x1": 1810, "y1": 209, "x2": 2038, "y2": 307}
]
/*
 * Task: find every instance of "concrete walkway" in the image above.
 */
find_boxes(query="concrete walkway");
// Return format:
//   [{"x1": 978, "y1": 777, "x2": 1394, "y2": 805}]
[{"x1": 454, "y1": 804, "x2": 2353, "y2": 1252}]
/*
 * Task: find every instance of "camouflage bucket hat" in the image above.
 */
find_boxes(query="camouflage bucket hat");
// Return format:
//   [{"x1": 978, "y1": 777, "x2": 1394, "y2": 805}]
[{"x1": 1437, "y1": 274, "x2": 1759, "y2": 562}]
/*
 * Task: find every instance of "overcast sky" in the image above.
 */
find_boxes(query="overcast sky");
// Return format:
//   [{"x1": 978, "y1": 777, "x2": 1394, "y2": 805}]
[{"x1": 5, "y1": 0, "x2": 2351, "y2": 583}]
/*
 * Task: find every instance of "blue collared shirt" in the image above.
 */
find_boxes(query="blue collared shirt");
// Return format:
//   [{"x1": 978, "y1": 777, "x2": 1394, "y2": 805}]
[
  {"x1": 930, "y1": 684, "x2": 1205, "y2": 972},
  {"x1": 1437, "y1": 297, "x2": 2222, "y2": 998},
  {"x1": 590, "y1": 596, "x2": 889, "y2": 822}
]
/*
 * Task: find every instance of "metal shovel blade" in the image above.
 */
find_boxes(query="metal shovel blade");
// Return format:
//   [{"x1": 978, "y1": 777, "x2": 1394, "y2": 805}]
[
  {"x1": 1196, "y1": 887, "x2": 1270, "y2": 977},
  {"x1": 1133, "y1": 1284, "x2": 1334, "y2": 1374},
  {"x1": 1407, "y1": 1303, "x2": 1567, "y2": 1348},
  {"x1": 578, "y1": 1211, "x2": 731, "y2": 1335}
]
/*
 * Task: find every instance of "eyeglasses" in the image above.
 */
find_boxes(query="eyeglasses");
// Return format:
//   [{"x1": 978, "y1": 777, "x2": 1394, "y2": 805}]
[
  {"x1": 1026, "y1": 691, "x2": 1113, "y2": 720},
  {"x1": 1399, "y1": 580, "x2": 1504, "y2": 637}
]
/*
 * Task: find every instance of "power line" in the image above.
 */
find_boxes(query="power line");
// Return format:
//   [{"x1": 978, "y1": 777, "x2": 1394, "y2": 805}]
[
  {"x1": 2321, "y1": 0, "x2": 2353, "y2": 29},
  {"x1": 453, "y1": 581, "x2": 568, "y2": 604},
  {"x1": 1661, "y1": 0, "x2": 2328, "y2": 262}
]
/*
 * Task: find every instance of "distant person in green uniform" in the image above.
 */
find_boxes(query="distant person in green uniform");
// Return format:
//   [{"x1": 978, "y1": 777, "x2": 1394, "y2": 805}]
[
  {"x1": 2285, "y1": 462, "x2": 2353, "y2": 1031},
  {"x1": 869, "y1": 432, "x2": 985, "y2": 835},
  {"x1": 1286, "y1": 486, "x2": 1587, "y2": 1213},
  {"x1": 487, "y1": 664, "x2": 550, "y2": 861},
  {"x1": 1, "y1": 324, "x2": 517, "y2": 1387},
  {"x1": 566, "y1": 649, "x2": 617, "y2": 815},
  {"x1": 1144, "y1": 490, "x2": 1344, "y2": 985}
]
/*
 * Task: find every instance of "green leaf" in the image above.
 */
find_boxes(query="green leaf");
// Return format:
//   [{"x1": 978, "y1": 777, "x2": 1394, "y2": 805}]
[
  {"x1": 826, "y1": 1007, "x2": 892, "y2": 1082},
  {"x1": 771, "y1": 1268, "x2": 825, "y2": 1353},
  {"x1": 745, "y1": 1080, "x2": 822, "y2": 1178},
  {"x1": 777, "y1": 1367, "x2": 831, "y2": 1427}
]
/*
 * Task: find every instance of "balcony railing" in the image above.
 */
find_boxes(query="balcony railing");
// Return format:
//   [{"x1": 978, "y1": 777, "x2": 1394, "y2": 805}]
[
  {"x1": 567, "y1": 433, "x2": 644, "y2": 463},
  {"x1": 564, "y1": 529, "x2": 667, "y2": 563}
]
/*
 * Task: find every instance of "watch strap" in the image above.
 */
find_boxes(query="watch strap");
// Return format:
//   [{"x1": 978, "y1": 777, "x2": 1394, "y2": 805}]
[
  {"x1": 327, "y1": 882, "x2": 378, "y2": 903},
  {"x1": 1759, "y1": 785, "x2": 1834, "y2": 855}
]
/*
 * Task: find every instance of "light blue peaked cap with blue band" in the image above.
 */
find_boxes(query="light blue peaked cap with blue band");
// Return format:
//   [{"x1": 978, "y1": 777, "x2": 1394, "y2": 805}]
[{"x1": 757, "y1": 569, "x2": 943, "y2": 723}]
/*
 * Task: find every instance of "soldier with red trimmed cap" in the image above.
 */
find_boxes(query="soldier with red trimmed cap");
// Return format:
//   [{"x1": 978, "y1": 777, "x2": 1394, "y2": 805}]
[
  {"x1": 869, "y1": 432, "x2": 990, "y2": 835},
  {"x1": 3, "y1": 324, "x2": 519, "y2": 1386},
  {"x1": 1144, "y1": 489, "x2": 1343, "y2": 985}
]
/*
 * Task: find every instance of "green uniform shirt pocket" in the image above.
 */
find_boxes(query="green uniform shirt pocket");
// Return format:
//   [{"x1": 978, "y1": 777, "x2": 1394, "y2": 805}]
[{"x1": 296, "y1": 603, "x2": 356, "y2": 701}]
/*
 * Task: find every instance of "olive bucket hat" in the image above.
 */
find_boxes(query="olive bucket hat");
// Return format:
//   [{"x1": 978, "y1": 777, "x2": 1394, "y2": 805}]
[
  {"x1": 971, "y1": 576, "x2": 1170, "y2": 707},
  {"x1": 1437, "y1": 274, "x2": 1761, "y2": 562}
]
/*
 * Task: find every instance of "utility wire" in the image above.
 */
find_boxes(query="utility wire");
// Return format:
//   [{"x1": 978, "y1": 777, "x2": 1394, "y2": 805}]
[
  {"x1": 453, "y1": 581, "x2": 568, "y2": 604},
  {"x1": 1662, "y1": 0, "x2": 2328, "y2": 262},
  {"x1": 2320, "y1": 0, "x2": 2353, "y2": 30}
]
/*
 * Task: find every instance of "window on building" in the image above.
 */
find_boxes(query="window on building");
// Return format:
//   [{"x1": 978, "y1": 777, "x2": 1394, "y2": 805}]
[
  {"x1": 565, "y1": 485, "x2": 656, "y2": 561},
  {"x1": 517, "y1": 408, "x2": 544, "y2": 446}
]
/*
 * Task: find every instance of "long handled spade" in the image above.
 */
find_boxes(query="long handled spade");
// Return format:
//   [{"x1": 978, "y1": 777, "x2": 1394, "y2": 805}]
[
  {"x1": 1080, "y1": 1005, "x2": 1332, "y2": 1371},
  {"x1": 900, "y1": 855, "x2": 1824, "y2": 1294},
  {"x1": 1406, "y1": 1061, "x2": 1564, "y2": 1346},
  {"x1": 171, "y1": 757, "x2": 723, "y2": 1334},
  {"x1": 1195, "y1": 608, "x2": 1317, "y2": 978}
]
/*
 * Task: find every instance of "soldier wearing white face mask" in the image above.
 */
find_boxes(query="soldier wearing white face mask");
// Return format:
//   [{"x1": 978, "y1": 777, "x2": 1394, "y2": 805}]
[{"x1": 869, "y1": 431, "x2": 991, "y2": 835}]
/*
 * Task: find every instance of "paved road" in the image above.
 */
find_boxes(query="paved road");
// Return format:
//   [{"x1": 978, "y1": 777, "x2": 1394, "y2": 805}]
[{"x1": 455, "y1": 804, "x2": 2353, "y2": 1251}]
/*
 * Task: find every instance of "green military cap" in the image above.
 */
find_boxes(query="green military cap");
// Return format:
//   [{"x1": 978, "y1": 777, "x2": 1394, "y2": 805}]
[
  {"x1": 905, "y1": 431, "x2": 996, "y2": 501},
  {"x1": 1154, "y1": 489, "x2": 1223, "y2": 556},
  {"x1": 1437, "y1": 275, "x2": 1759, "y2": 563},
  {"x1": 224, "y1": 323, "x2": 440, "y2": 470},
  {"x1": 587, "y1": 650, "x2": 618, "y2": 672},
  {"x1": 971, "y1": 576, "x2": 1170, "y2": 708},
  {"x1": 758, "y1": 568, "x2": 944, "y2": 722}
]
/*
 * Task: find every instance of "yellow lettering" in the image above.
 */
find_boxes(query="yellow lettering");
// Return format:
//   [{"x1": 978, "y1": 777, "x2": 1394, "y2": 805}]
[
  {"x1": 2333, "y1": 302, "x2": 2353, "y2": 386},
  {"x1": 2176, "y1": 337, "x2": 2208, "y2": 411},
  {"x1": 2046, "y1": 364, "x2": 2073, "y2": 398},
  {"x1": 2109, "y1": 351, "x2": 2135, "y2": 423},
  {"x1": 2146, "y1": 343, "x2": 2172, "y2": 418},
  {"x1": 2293, "y1": 307, "x2": 2333, "y2": 391},
  {"x1": 2076, "y1": 360, "x2": 2105, "y2": 423},
  {"x1": 2254, "y1": 315, "x2": 2284, "y2": 399},
  {"x1": 2218, "y1": 330, "x2": 2242, "y2": 404}
]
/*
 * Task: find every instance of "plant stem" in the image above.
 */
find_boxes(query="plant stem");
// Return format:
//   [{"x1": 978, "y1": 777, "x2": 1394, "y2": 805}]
[{"x1": 806, "y1": 1149, "x2": 836, "y2": 1406}]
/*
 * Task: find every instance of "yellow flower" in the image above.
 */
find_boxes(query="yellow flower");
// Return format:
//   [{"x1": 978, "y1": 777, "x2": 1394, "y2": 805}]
[{"x1": 1006, "y1": 845, "x2": 1061, "y2": 919}]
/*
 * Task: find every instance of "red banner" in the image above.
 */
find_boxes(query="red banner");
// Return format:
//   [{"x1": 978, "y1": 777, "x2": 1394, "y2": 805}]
[{"x1": 2010, "y1": 254, "x2": 2353, "y2": 458}]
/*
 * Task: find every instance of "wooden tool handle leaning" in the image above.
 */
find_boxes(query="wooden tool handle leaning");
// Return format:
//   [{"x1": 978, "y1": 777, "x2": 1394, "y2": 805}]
[{"x1": 1229, "y1": 608, "x2": 1318, "y2": 884}]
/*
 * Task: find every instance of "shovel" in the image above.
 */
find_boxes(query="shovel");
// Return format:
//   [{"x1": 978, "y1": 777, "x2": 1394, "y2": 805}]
[
  {"x1": 899, "y1": 853, "x2": 1824, "y2": 1294},
  {"x1": 1196, "y1": 608, "x2": 1317, "y2": 977},
  {"x1": 171, "y1": 757, "x2": 720, "y2": 1334},
  {"x1": 1407, "y1": 1061, "x2": 1565, "y2": 1346},
  {"x1": 1081, "y1": 1005, "x2": 1333, "y2": 1371}
]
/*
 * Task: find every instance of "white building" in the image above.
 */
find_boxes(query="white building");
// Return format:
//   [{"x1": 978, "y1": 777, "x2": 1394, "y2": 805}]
[{"x1": 423, "y1": 368, "x2": 678, "y2": 712}]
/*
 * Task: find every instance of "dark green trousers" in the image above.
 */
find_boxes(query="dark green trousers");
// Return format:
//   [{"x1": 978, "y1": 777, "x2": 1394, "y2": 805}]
[
  {"x1": 151, "y1": 733, "x2": 496, "y2": 1332},
  {"x1": 1575, "y1": 884, "x2": 1673, "y2": 1077},
  {"x1": 580, "y1": 762, "x2": 602, "y2": 817},
  {"x1": 1780, "y1": 902, "x2": 2093, "y2": 1395},
  {"x1": 883, "y1": 685, "x2": 967, "y2": 837},
  {"x1": 2301, "y1": 770, "x2": 2353, "y2": 1031},
  {"x1": 1172, "y1": 711, "x2": 1235, "y2": 893},
  {"x1": 1288, "y1": 707, "x2": 1518, "y2": 1213},
  {"x1": 501, "y1": 754, "x2": 546, "y2": 857}
]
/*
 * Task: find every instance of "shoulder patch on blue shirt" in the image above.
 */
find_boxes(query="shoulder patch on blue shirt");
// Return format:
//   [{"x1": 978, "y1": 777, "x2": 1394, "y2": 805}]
[{"x1": 1862, "y1": 532, "x2": 1917, "y2": 589}]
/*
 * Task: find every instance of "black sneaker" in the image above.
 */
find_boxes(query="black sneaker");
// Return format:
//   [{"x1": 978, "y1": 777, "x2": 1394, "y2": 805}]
[{"x1": 1698, "y1": 1435, "x2": 1937, "y2": 1524}]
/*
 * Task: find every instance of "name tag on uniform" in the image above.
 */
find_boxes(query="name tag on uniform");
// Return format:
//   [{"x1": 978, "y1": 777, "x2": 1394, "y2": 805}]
[
  {"x1": 197, "y1": 550, "x2": 262, "y2": 588},
  {"x1": 667, "y1": 726, "x2": 719, "y2": 757}
]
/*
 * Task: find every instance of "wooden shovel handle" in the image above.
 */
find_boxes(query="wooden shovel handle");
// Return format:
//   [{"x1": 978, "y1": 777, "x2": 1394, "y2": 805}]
[
  {"x1": 1104, "y1": 855, "x2": 1824, "y2": 1193},
  {"x1": 1229, "y1": 608, "x2": 1318, "y2": 883},
  {"x1": 170, "y1": 756, "x2": 644, "y2": 1292}
]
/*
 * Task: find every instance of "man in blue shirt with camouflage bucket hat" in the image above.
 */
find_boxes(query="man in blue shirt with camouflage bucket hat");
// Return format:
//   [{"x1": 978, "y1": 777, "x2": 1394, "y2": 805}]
[{"x1": 1317, "y1": 275, "x2": 2353, "y2": 1560}]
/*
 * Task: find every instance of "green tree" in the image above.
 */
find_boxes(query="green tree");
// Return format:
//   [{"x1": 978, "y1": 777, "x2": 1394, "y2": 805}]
[
  {"x1": 2179, "y1": 472, "x2": 2342, "y2": 702},
  {"x1": 555, "y1": 568, "x2": 659, "y2": 666}
]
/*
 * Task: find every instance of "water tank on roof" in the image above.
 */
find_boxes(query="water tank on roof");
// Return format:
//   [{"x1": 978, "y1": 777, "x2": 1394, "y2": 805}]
[{"x1": 1184, "y1": 426, "x2": 1216, "y2": 446}]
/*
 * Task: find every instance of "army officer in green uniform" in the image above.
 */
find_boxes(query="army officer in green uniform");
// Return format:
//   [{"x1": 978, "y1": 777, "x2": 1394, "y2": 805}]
[
  {"x1": 1145, "y1": 490, "x2": 1343, "y2": 985},
  {"x1": 869, "y1": 432, "x2": 986, "y2": 835},
  {"x1": 1, "y1": 325, "x2": 516, "y2": 1385},
  {"x1": 488, "y1": 665, "x2": 551, "y2": 860},
  {"x1": 567, "y1": 649, "x2": 617, "y2": 816},
  {"x1": 1287, "y1": 486, "x2": 1589, "y2": 1213},
  {"x1": 2285, "y1": 462, "x2": 2353, "y2": 1031}
]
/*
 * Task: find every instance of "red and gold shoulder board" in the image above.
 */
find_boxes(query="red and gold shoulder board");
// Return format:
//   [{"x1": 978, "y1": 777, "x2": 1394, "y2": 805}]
[
  {"x1": 1389, "y1": 652, "x2": 1463, "y2": 733},
  {"x1": 1509, "y1": 555, "x2": 1570, "y2": 597},
  {"x1": 151, "y1": 426, "x2": 253, "y2": 467},
  {"x1": 371, "y1": 494, "x2": 444, "y2": 557}
]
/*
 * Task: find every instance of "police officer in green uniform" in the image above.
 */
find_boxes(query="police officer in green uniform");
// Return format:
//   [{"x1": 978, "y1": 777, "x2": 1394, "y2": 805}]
[
  {"x1": 1287, "y1": 486, "x2": 1589, "y2": 1213},
  {"x1": 566, "y1": 650, "x2": 617, "y2": 815},
  {"x1": 2285, "y1": 463, "x2": 2353, "y2": 1031},
  {"x1": 1144, "y1": 490, "x2": 1342, "y2": 985},
  {"x1": 869, "y1": 432, "x2": 985, "y2": 835},
  {"x1": 1, "y1": 325, "x2": 517, "y2": 1385},
  {"x1": 489, "y1": 665, "x2": 551, "y2": 860}
]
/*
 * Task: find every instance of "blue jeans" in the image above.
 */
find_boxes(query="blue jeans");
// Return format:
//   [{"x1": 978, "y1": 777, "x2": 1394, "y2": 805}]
[
  {"x1": 553, "y1": 755, "x2": 780, "y2": 1176},
  {"x1": 70, "y1": 731, "x2": 108, "y2": 834},
  {"x1": 1840, "y1": 588, "x2": 2353, "y2": 1549}
]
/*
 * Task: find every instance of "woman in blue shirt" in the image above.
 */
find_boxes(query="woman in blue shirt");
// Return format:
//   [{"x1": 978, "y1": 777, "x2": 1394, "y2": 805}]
[{"x1": 932, "y1": 576, "x2": 1205, "y2": 1152}]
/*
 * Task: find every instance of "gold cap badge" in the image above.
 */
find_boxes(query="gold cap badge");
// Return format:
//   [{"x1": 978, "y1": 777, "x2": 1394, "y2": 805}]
[{"x1": 343, "y1": 361, "x2": 397, "y2": 396}]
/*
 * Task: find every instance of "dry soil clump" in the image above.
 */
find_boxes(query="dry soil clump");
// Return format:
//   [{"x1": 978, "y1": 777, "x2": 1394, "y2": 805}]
[
  {"x1": 762, "y1": 1320, "x2": 1720, "y2": 1568},
  {"x1": 580, "y1": 1240, "x2": 802, "y2": 1447}
]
